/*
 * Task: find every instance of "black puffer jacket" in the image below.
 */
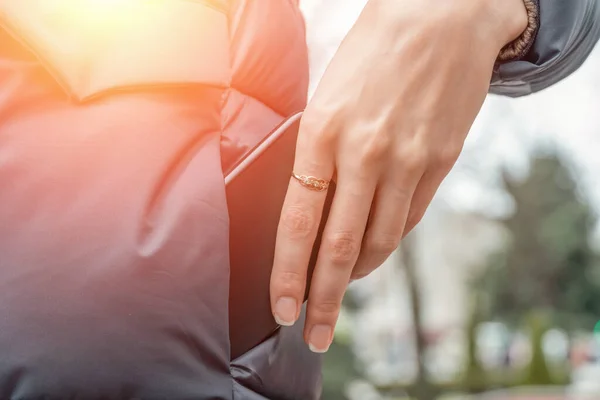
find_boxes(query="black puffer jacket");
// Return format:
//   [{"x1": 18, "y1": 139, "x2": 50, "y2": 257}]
[{"x1": 0, "y1": 0, "x2": 597, "y2": 399}]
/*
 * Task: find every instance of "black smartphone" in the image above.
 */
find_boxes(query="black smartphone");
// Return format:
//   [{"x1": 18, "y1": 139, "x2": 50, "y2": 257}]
[{"x1": 225, "y1": 112, "x2": 335, "y2": 360}]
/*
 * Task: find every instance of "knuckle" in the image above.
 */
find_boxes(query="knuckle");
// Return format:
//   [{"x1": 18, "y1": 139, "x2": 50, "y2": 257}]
[
  {"x1": 360, "y1": 133, "x2": 392, "y2": 164},
  {"x1": 300, "y1": 111, "x2": 337, "y2": 147},
  {"x1": 273, "y1": 270, "x2": 306, "y2": 295},
  {"x1": 311, "y1": 299, "x2": 340, "y2": 317},
  {"x1": 324, "y1": 231, "x2": 360, "y2": 264},
  {"x1": 396, "y1": 147, "x2": 428, "y2": 173},
  {"x1": 434, "y1": 145, "x2": 462, "y2": 169},
  {"x1": 280, "y1": 205, "x2": 316, "y2": 239},
  {"x1": 364, "y1": 233, "x2": 401, "y2": 256}
]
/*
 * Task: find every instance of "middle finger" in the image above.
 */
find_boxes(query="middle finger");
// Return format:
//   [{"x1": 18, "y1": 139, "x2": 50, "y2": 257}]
[{"x1": 304, "y1": 168, "x2": 377, "y2": 352}]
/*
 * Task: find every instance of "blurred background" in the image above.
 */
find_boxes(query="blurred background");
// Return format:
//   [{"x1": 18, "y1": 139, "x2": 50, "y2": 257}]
[{"x1": 300, "y1": 1, "x2": 600, "y2": 399}]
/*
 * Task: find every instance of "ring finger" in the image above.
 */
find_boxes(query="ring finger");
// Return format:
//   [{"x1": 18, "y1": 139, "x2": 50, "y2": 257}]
[{"x1": 270, "y1": 120, "x2": 335, "y2": 327}]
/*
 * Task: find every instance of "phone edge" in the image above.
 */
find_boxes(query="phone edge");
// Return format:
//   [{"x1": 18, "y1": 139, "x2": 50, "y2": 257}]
[{"x1": 224, "y1": 112, "x2": 303, "y2": 186}]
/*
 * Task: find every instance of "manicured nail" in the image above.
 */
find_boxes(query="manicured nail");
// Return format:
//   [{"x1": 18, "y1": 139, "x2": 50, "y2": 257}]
[
  {"x1": 308, "y1": 325, "x2": 332, "y2": 353},
  {"x1": 274, "y1": 297, "x2": 297, "y2": 326}
]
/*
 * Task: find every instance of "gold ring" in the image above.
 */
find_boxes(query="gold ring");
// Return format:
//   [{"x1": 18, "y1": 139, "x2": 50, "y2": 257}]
[{"x1": 291, "y1": 173, "x2": 330, "y2": 192}]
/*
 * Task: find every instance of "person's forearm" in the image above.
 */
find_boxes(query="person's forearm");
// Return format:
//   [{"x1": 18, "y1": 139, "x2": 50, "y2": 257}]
[{"x1": 363, "y1": 0, "x2": 529, "y2": 58}]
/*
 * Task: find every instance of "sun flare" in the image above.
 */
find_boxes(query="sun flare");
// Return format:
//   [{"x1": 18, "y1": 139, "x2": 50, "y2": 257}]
[{"x1": 41, "y1": 0, "x2": 156, "y2": 35}]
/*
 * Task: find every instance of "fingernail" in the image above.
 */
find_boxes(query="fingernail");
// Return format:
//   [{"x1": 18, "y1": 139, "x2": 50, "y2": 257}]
[
  {"x1": 308, "y1": 325, "x2": 332, "y2": 353},
  {"x1": 274, "y1": 297, "x2": 297, "y2": 326}
]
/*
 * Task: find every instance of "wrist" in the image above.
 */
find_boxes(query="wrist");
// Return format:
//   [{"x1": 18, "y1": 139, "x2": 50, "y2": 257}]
[
  {"x1": 497, "y1": 0, "x2": 539, "y2": 62},
  {"x1": 495, "y1": 0, "x2": 529, "y2": 46},
  {"x1": 363, "y1": 0, "x2": 532, "y2": 60},
  {"x1": 479, "y1": 0, "x2": 529, "y2": 51}
]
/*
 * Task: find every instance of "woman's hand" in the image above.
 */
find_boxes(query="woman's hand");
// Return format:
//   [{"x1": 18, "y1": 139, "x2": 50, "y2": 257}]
[{"x1": 271, "y1": 0, "x2": 528, "y2": 352}]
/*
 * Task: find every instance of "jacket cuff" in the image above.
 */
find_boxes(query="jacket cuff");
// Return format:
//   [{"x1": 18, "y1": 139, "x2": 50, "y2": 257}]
[
  {"x1": 490, "y1": 0, "x2": 600, "y2": 98},
  {"x1": 497, "y1": 0, "x2": 540, "y2": 62}
]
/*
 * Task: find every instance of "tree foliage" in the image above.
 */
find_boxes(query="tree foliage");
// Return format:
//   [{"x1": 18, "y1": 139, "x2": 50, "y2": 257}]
[{"x1": 479, "y1": 154, "x2": 600, "y2": 330}]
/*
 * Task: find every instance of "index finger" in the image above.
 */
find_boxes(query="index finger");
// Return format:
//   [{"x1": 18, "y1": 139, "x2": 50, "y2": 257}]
[{"x1": 270, "y1": 121, "x2": 335, "y2": 327}]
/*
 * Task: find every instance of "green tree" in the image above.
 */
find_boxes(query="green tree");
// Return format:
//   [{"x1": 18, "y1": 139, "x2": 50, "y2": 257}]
[
  {"x1": 478, "y1": 154, "x2": 600, "y2": 382},
  {"x1": 523, "y1": 311, "x2": 553, "y2": 385}
]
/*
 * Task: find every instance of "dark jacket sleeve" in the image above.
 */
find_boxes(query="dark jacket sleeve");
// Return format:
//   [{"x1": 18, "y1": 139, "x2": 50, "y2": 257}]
[{"x1": 490, "y1": 0, "x2": 600, "y2": 97}]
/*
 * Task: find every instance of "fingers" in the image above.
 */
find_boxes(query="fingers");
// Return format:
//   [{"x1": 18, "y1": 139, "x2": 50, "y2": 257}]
[
  {"x1": 270, "y1": 120, "x2": 335, "y2": 327},
  {"x1": 272, "y1": 108, "x2": 460, "y2": 354},
  {"x1": 352, "y1": 148, "x2": 455, "y2": 278},
  {"x1": 352, "y1": 168, "x2": 422, "y2": 280},
  {"x1": 402, "y1": 167, "x2": 451, "y2": 238},
  {"x1": 304, "y1": 169, "x2": 378, "y2": 352}
]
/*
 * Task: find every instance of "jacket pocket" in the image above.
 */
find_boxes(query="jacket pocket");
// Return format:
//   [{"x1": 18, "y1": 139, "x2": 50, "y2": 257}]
[
  {"x1": 230, "y1": 309, "x2": 322, "y2": 400},
  {"x1": 0, "y1": 0, "x2": 231, "y2": 101}
]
